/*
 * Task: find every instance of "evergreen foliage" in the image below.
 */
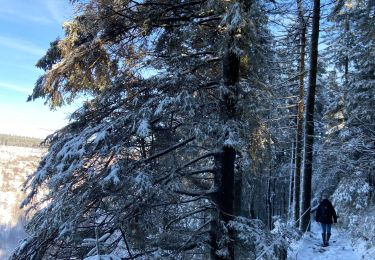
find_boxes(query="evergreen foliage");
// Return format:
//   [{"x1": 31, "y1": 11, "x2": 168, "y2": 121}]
[
  {"x1": 13, "y1": 1, "x2": 287, "y2": 259},
  {"x1": 9, "y1": 0, "x2": 375, "y2": 258},
  {"x1": 315, "y1": 0, "x2": 375, "y2": 248}
]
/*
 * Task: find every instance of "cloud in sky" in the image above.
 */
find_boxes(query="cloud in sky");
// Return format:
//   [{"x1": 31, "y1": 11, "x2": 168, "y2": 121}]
[
  {"x1": 0, "y1": 36, "x2": 46, "y2": 56},
  {"x1": 45, "y1": 0, "x2": 72, "y2": 24},
  {"x1": 0, "y1": 81, "x2": 31, "y2": 94},
  {"x1": 0, "y1": 8, "x2": 54, "y2": 25},
  {"x1": 0, "y1": 1, "x2": 74, "y2": 138},
  {"x1": 0, "y1": 0, "x2": 72, "y2": 25}
]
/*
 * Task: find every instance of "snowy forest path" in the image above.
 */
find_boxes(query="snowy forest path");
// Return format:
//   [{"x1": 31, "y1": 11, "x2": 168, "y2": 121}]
[{"x1": 287, "y1": 222, "x2": 363, "y2": 260}]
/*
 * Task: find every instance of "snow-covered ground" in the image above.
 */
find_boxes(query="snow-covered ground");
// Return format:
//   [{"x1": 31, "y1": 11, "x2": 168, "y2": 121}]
[
  {"x1": 288, "y1": 221, "x2": 374, "y2": 260},
  {"x1": 0, "y1": 145, "x2": 45, "y2": 259},
  {"x1": 0, "y1": 145, "x2": 45, "y2": 161}
]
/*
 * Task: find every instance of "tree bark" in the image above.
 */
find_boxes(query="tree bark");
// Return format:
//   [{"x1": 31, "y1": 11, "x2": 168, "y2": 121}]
[
  {"x1": 267, "y1": 132, "x2": 273, "y2": 230},
  {"x1": 234, "y1": 169, "x2": 243, "y2": 216},
  {"x1": 300, "y1": 0, "x2": 320, "y2": 232},
  {"x1": 267, "y1": 174, "x2": 272, "y2": 230},
  {"x1": 211, "y1": 41, "x2": 240, "y2": 260},
  {"x1": 293, "y1": 0, "x2": 306, "y2": 227},
  {"x1": 289, "y1": 141, "x2": 295, "y2": 219},
  {"x1": 211, "y1": 1, "x2": 252, "y2": 258},
  {"x1": 344, "y1": 15, "x2": 349, "y2": 87},
  {"x1": 220, "y1": 146, "x2": 236, "y2": 258},
  {"x1": 343, "y1": 14, "x2": 350, "y2": 114}
]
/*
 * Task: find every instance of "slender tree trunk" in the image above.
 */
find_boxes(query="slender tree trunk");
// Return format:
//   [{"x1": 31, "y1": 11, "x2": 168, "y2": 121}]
[
  {"x1": 284, "y1": 178, "x2": 288, "y2": 216},
  {"x1": 344, "y1": 15, "x2": 349, "y2": 87},
  {"x1": 289, "y1": 141, "x2": 295, "y2": 219},
  {"x1": 267, "y1": 175, "x2": 271, "y2": 229},
  {"x1": 293, "y1": 0, "x2": 306, "y2": 227},
  {"x1": 343, "y1": 15, "x2": 350, "y2": 112},
  {"x1": 271, "y1": 177, "x2": 276, "y2": 223},
  {"x1": 300, "y1": 0, "x2": 320, "y2": 232},
  {"x1": 266, "y1": 126, "x2": 272, "y2": 230}
]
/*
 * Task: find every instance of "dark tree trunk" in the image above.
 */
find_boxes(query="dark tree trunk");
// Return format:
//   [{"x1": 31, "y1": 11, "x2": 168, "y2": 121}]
[
  {"x1": 284, "y1": 179, "x2": 288, "y2": 216},
  {"x1": 267, "y1": 175, "x2": 272, "y2": 230},
  {"x1": 234, "y1": 169, "x2": 243, "y2": 216},
  {"x1": 293, "y1": 0, "x2": 306, "y2": 227},
  {"x1": 211, "y1": 1, "x2": 253, "y2": 258},
  {"x1": 211, "y1": 46, "x2": 240, "y2": 260},
  {"x1": 266, "y1": 130, "x2": 272, "y2": 230},
  {"x1": 271, "y1": 177, "x2": 276, "y2": 226},
  {"x1": 343, "y1": 15, "x2": 350, "y2": 114},
  {"x1": 220, "y1": 146, "x2": 236, "y2": 257},
  {"x1": 300, "y1": 0, "x2": 320, "y2": 232},
  {"x1": 344, "y1": 15, "x2": 349, "y2": 87}
]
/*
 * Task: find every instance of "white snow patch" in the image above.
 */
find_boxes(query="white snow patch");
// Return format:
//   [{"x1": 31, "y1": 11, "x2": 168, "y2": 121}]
[
  {"x1": 136, "y1": 119, "x2": 150, "y2": 138},
  {"x1": 103, "y1": 165, "x2": 121, "y2": 186},
  {"x1": 0, "y1": 145, "x2": 45, "y2": 160},
  {"x1": 288, "y1": 222, "x2": 363, "y2": 260},
  {"x1": 84, "y1": 255, "x2": 121, "y2": 260}
]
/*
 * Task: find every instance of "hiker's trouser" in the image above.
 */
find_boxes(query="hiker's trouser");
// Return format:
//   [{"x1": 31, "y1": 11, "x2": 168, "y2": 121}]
[{"x1": 321, "y1": 223, "x2": 332, "y2": 234}]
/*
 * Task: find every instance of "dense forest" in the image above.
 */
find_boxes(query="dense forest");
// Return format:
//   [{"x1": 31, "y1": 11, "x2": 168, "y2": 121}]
[{"x1": 11, "y1": 0, "x2": 374, "y2": 259}]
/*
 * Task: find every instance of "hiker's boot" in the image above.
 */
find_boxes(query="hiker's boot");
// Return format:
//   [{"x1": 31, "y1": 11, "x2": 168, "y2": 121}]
[
  {"x1": 321, "y1": 233, "x2": 326, "y2": 247},
  {"x1": 326, "y1": 233, "x2": 331, "y2": 246}
]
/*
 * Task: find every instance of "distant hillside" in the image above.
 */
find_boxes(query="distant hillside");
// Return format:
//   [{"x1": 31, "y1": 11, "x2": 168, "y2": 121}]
[{"x1": 0, "y1": 134, "x2": 45, "y2": 148}]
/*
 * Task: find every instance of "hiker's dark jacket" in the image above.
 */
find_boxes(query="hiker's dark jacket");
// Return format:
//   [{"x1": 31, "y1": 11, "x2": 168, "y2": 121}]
[{"x1": 315, "y1": 199, "x2": 337, "y2": 224}]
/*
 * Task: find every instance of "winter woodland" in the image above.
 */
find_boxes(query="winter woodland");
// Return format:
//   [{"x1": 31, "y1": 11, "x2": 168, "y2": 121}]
[{"x1": 7, "y1": 0, "x2": 375, "y2": 259}]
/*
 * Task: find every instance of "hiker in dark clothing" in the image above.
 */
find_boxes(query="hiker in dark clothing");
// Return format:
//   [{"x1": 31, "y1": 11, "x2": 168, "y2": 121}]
[{"x1": 315, "y1": 194, "x2": 337, "y2": 247}]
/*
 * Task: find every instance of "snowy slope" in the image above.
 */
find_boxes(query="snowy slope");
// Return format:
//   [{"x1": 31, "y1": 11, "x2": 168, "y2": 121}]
[
  {"x1": 288, "y1": 221, "x2": 374, "y2": 260},
  {"x1": 0, "y1": 145, "x2": 45, "y2": 259}
]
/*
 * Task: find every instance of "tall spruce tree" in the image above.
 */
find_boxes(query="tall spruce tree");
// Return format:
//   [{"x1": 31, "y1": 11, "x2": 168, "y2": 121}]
[
  {"x1": 300, "y1": 0, "x2": 321, "y2": 232},
  {"x1": 293, "y1": 0, "x2": 307, "y2": 227},
  {"x1": 12, "y1": 1, "x2": 288, "y2": 259}
]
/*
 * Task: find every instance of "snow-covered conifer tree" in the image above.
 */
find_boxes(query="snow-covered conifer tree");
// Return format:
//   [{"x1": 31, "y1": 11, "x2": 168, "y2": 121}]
[{"x1": 12, "y1": 1, "x2": 288, "y2": 259}]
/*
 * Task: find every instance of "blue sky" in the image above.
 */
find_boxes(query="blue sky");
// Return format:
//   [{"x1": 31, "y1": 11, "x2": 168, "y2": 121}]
[{"x1": 0, "y1": 0, "x2": 77, "y2": 138}]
